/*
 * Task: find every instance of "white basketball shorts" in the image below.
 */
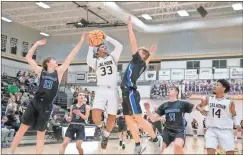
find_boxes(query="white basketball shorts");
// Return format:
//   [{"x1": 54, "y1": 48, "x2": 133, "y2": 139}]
[
  {"x1": 205, "y1": 127, "x2": 234, "y2": 152},
  {"x1": 92, "y1": 86, "x2": 119, "y2": 115}
]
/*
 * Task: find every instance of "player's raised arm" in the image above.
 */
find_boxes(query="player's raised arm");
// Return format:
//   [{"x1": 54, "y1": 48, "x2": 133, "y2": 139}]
[
  {"x1": 86, "y1": 37, "x2": 97, "y2": 70},
  {"x1": 127, "y1": 16, "x2": 137, "y2": 55},
  {"x1": 196, "y1": 96, "x2": 209, "y2": 115},
  {"x1": 25, "y1": 40, "x2": 45, "y2": 76},
  {"x1": 57, "y1": 33, "x2": 86, "y2": 76},
  {"x1": 105, "y1": 35, "x2": 123, "y2": 64},
  {"x1": 145, "y1": 44, "x2": 157, "y2": 65},
  {"x1": 144, "y1": 102, "x2": 162, "y2": 122}
]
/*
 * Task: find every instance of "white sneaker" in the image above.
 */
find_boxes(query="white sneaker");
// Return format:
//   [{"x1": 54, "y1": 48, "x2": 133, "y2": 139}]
[
  {"x1": 134, "y1": 145, "x2": 146, "y2": 154},
  {"x1": 152, "y1": 135, "x2": 163, "y2": 154}
]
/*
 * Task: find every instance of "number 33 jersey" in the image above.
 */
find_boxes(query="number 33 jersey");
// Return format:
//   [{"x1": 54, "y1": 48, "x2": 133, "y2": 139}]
[
  {"x1": 96, "y1": 55, "x2": 118, "y2": 88},
  {"x1": 206, "y1": 96, "x2": 233, "y2": 129}
]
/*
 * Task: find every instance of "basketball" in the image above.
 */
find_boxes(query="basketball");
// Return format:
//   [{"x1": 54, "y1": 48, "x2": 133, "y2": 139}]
[{"x1": 88, "y1": 30, "x2": 105, "y2": 47}]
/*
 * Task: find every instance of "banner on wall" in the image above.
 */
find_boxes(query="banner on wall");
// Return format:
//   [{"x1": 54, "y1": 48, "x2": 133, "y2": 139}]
[
  {"x1": 185, "y1": 69, "x2": 198, "y2": 79},
  {"x1": 87, "y1": 73, "x2": 97, "y2": 82},
  {"x1": 214, "y1": 68, "x2": 229, "y2": 79},
  {"x1": 145, "y1": 71, "x2": 157, "y2": 81},
  {"x1": 230, "y1": 68, "x2": 243, "y2": 79},
  {"x1": 76, "y1": 72, "x2": 86, "y2": 82},
  {"x1": 199, "y1": 68, "x2": 212, "y2": 79},
  {"x1": 171, "y1": 69, "x2": 184, "y2": 80},
  {"x1": 159, "y1": 70, "x2": 170, "y2": 80}
]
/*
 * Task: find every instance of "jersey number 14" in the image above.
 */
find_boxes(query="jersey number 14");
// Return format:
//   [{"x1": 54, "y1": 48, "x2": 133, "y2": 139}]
[
  {"x1": 100, "y1": 66, "x2": 113, "y2": 76},
  {"x1": 212, "y1": 108, "x2": 221, "y2": 118}
]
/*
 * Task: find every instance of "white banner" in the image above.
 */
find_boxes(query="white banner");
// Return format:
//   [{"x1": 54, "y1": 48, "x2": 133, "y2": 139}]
[
  {"x1": 159, "y1": 70, "x2": 170, "y2": 80},
  {"x1": 171, "y1": 69, "x2": 184, "y2": 80},
  {"x1": 137, "y1": 72, "x2": 145, "y2": 81},
  {"x1": 230, "y1": 68, "x2": 243, "y2": 79},
  {"x1": 145, "y1": 71, "x2": 157, "y2": 81},
  {"x1": 87, "y1": 73, "x2": 97, "y2": 82},
  {"x1": 199, "y1": 68, "x2": 212, "y2": 79},
  {"x1": 185, "y1": 69, "x2": 198, "y2": 80},
  {"x1": 214, "y1": 68, "x2": 229, "y2": 79}
]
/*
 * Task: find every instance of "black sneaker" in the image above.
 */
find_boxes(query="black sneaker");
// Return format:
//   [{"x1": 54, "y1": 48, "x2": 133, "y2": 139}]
[
  {"x1": 122, "y1": 144, "x2": 125, "y2": 150},
  {"x1": 94, "y1": 127, "x2": 102, "y2": 137},
  {"x1": 119, "y1": 140, "x2": 122, "y2": 146},
  {"x1": 101, "y1": 135, "x2": 109, "y2": 149}
]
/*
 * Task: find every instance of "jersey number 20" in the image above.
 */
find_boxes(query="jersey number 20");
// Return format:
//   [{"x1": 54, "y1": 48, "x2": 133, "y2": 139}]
[
  {"x1": 212, "y1": 108, "x2": 221, "y2": 118},
  {"x1": 101, "y1": 66, "x2": 113, "y2": 76}
]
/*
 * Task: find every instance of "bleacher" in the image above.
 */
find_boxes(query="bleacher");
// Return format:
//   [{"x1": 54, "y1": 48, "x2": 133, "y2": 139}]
[{"x1": 1, "y1": 74, "x2": 68, "y2": 146}]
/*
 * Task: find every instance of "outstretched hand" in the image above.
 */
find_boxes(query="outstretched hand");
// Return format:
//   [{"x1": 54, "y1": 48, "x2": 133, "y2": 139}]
[{"x1": 35, "y1": 40, "x2": 47, "y2": 46}]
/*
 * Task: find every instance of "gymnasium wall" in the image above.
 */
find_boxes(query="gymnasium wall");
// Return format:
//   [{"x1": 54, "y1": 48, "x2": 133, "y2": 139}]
[
  {"x1": 36, "y1": 25, "x2": 242, "y2": 62},
  {"x1": 1, "y1": 21, "x2": 42, "y2": 57},
  {"x1": 1, "y1": 58, "x2": 31, "y2": 77}
]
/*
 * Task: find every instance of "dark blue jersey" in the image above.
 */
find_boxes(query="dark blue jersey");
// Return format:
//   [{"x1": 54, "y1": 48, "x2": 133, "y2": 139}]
[{"x1": 121, "y1": 52, "x2": 146, "y2": 90}]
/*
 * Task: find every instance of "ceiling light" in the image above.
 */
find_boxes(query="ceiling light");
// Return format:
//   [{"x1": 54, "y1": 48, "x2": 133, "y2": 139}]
[
  {"x1": 36, "y1": 2, "x2": 50, "y2": 9},
  {"x1": 1, "y1": 17, "x2": 12, "y2": 22},
  {"x1": 177, "y1": 10, "x2": 189, "y2": 17},
  {"x1": 77, "y1": 22, "x2": 82, "y2": 25},
  {"x1": 232, "y1": 3, "x2": 243, "y2": 10},
  {"x1": 141, "y1": 14, "x2": 152, "y2": 20},
  {"x1": 40, "y1": 32, "x2": 49, "y2": 36}
]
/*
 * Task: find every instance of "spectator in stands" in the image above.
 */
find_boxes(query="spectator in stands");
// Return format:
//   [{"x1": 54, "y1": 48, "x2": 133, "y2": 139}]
[
  {"x1": 34, "y1": 74, "x2": 39, "y2": 86},
  {"x1": 191, "y1": 119, "x2": 198, "y2": 139},
  {"x1": 2, "y1": 72, "x2": 8, "y2": 79},
  {"x1": 24, "y1": 75, "x2": 30, "y2": 86},
  {"x1": 49, "y1": 114, "x2": 62, "y2": 140},
  {"x1": 85, "y1": 91, "x2": 90, "y2": 105},
  {"x1": 20, "y1": 92, "x2": 30, "y2": 106},
  {"x1": 73, "y1": 87, "x2": 79, "y2": 104},
  {"x1": 5, "y1": 95, "x2": 20, "y2": 131},
  {"x1": 1, "y1": 116, "x2": 15, "y2": 148},
  {"x1": 8, "y1": 82, "x2": 19, "y2": 96},
  {"x1": 16, "y1": 71, "x2": 21, "y2": 78}
]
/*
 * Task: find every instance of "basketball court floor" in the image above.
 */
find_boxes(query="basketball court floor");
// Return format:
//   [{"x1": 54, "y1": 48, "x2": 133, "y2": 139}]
[{"x1": 2, "y1": 137, "x2": 242, "y2": 154}]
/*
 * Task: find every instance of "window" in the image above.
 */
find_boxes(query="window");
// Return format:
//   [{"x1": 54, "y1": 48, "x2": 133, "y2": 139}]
[
  {"x1": 212, "y1": 60, "x2": 227, "y2": 68},
  {"x1": 240, "y1": 59, "x2": 243, "y2": 68},
  {"x1": 118, "y1": 64, "x2": 123, "y2": 72},
  {"x1": 1, "y1": 34, "x2": 7, "y2": 52},
  {"x1": 186, "y1": 61, "x2": 200, "y2": 69}
]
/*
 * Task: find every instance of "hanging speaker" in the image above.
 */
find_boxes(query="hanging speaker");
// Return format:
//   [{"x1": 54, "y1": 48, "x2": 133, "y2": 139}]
[{"x1": 197, "y1": 6, "x2": 208, "y2": 18}]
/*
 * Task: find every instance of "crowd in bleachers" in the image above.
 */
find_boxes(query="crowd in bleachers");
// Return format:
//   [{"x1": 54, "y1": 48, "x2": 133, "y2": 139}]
[{"x1": 1, "y1": 71, "x2": 38, "y2": 147}]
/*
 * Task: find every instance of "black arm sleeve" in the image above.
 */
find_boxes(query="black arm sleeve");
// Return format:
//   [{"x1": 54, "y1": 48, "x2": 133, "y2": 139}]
[
  {"x1": 183, "y1": 101, "x2": 195, "y2": 113},
  {"x1": 132, "y1": 52, "x2": 142, "y2": 62},
  {"x1": 156, "y1": 103, "x2": 165, "y2": 116}
]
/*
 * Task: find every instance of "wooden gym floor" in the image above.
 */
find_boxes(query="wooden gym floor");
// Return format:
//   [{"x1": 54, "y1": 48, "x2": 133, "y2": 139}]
[{"x1": 2, "y1": 136, "x2": 242, "y2": 154}]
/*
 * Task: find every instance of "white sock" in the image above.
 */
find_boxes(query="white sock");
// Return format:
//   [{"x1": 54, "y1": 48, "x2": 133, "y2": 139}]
[{"x1": 104, "y1": 130, "x2": 110, "y2": 137}]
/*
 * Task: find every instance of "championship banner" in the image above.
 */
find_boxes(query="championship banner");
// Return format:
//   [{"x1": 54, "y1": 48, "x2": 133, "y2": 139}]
[
  {"x1": 171, "y1": 69, "x2": 184, "y2": 80},
  {"x1": 145, "y1": 71, "x2": 157, "y2": 81},
  {"x1": 87, "y1": 73, "x2": 97, "y2": 82},
  {"x1": 199, "y1": 68, "x2": 212, "y2": 79},
  {"x1": 214, "y1": 68, "x2": 229, "y2": 79},
  {"x1": 185, "y1": 69, "x2": 198, "y2": 80},
  {"x1": 230, "y1": 68, "x2": 243, "y2": 79},
  {"x1": 159, "y1": 70, "x2": 170, "y2": 80}
]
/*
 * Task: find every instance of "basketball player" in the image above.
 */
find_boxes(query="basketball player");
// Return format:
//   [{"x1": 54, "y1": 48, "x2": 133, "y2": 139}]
[
  {"x1": 197, "y1": 79, "x2": 241, "y2": 154},
  {"x1": 120, "y1": 16, "x2": 162, "y2": 154},
  {"x1": 10, "y1": 33, "x2": 86, "y2": 154},
  {"x1": 144, "y1": 86, "x2": 204, "y2": 154},
  {"x1": 86, "y1": 31, "x2": 123, "y2": 149},
  {"x1": 59, "y1": 91, "x2": 90, "y2": 154},
  {"x1": 117, "y1": 108, "x2": 127, "y2": 149}
]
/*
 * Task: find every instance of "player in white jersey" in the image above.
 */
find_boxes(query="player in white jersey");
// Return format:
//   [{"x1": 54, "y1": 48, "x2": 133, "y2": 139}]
[
  {"x1": 197, "y1": 79, "x2": 241, "y2": 154},
  {"x1": 86, "y1": 32, "x2": 123, "y2": 149}
]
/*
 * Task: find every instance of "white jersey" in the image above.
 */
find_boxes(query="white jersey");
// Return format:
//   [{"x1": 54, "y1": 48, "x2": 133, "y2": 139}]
[
  {"x1": 206, "y1": 95, "x2": 233, "y2": 129},
  {"x1": 96, "y1": 55, "x2": 118, "y2": 88}
]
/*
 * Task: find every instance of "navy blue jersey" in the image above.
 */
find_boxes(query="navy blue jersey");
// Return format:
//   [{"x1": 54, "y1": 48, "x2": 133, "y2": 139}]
[
  {"x1": 121, "y1": 52, "x2": 146, "y2": 90},
  {"x1": 71, "y1": 104, "x2": 86, "y2": 124},
  {"x1": 35, "y1": 70, "x2": 59, "y2": 102},
  {"x1": 156, "y1": 100, "x2": 194, "y2": 131}
]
